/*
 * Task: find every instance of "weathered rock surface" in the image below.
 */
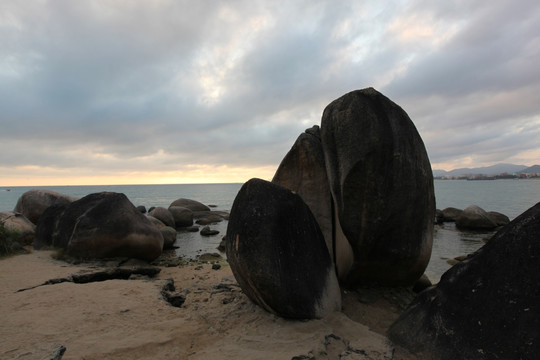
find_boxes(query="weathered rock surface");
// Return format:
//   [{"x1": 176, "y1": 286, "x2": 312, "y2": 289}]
[
  {"x1": 272, "y1": 125, "x2": 353, "y2": 280},
  {"x1": 226, "y1": 178, "x2": 341, "y2": 319},
  {"x1": 160, "y1": 226, "x2": 177, "y2": 249},
  {"x1": 0, "y1": 211, "x2": 36, "y2": 245},
  {"x1": 50, "y1": 192, "x2": 164, "y2": 261},
  {"x1": 195, "y1": 214, "x2": 224, "y2": 225},
  {"x1": 455, "y1": 205, "x2": 497, "y2": 230},
  {"x1": 320, "y1": 88, "x2": 434, "y2": 286},
  {"x1": 13, "y1": 189, "x2": 76, "y2": 224},
  {"x1": 200, "y1": 226, "x2": 219, "y2": 236},
  {"x1": 34, "y1": 204, "x2": 68, "y2": 249},
  {"x1": 148, "y1": 207, "x2": 175, "y2": 228},
  {"x1": 440, "y1": 207, "x2": 462, "y2": 222},
  {"x1": 487, "y1": 211, "x2": 510, "y2": 226},
  {"x1": 169, "y1": 198, "x2": 210, "y2": 212},
  {"x1": 168, "y1": 206, "x2": 193, "y2": 228},
  {"x1": 388, "y1": 202, "x2": 540, "y2": 360}
]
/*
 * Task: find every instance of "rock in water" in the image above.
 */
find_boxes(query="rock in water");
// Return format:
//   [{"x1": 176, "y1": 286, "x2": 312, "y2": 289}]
[
  {"x1": 226, "y1": 178, "x2": 341, "y2": 319},
  {"x1": 456, "y1": 205, "x2": 497, "y2": 230},
  {"x1": 272, "y1": 125, "x2": 354, "y2": 280},
  {"x1": 52, "y1": 192, "x2": 164, "y2": 261},
  {"x1": 388, "y1": 202, "x2": 540, "y2": 360},
  {"x1": 320, "y1": 87, "x2": 434, "y2": 286},
  {"x1": 13, "y1": 189, "x2": 76, "y2": 224}
]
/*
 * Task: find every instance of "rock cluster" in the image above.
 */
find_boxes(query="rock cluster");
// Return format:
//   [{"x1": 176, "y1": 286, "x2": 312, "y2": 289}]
[
  {"x1": 227, "y1": 88, "x2": 435, "y2": 319},
  {"x1": 436, "y1": 205, "x2": 510, "y2": 230},
  {"x1": 5, "y1": 189, "x2": 226, "y2": 262}
]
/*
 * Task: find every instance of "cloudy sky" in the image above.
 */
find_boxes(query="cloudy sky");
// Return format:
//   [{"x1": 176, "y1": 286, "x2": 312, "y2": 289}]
[{"x1": 1, "y1": 0, "x2": 539, "y2": 185}]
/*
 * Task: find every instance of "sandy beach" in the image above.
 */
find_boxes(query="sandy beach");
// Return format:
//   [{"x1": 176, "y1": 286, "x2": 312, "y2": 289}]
[{"x1": 0, "y1": 250, "x2": 418, "y2": 360}]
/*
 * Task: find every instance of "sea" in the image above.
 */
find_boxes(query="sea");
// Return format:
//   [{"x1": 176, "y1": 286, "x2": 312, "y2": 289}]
[{"x1": 1, "y1": 180, "x2": 539, "y2": 282}]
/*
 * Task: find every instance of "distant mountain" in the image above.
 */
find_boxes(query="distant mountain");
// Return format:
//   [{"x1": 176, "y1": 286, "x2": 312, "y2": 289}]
[
  {"x1": 433, "y1": 163, "x2": 529, "y2": 177},
  {"x1": 522, "y1": 165, "x2": 540, "y2": 173}
]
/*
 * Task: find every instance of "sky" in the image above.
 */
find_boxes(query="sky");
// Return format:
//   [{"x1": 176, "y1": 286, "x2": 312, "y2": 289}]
[{"x1": 1, "y1": 0, "x2": 539, "y2": 186}]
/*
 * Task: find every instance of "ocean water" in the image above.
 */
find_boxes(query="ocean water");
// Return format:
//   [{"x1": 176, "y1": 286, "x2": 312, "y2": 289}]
[{"x1": 1, "y1": 180, "x2": 539, "y2": 281}]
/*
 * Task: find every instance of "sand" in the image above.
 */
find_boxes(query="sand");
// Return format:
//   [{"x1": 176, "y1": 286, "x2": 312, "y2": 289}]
[{"x1": 0, "y1": 250, "x2": 418, "y2": 360}]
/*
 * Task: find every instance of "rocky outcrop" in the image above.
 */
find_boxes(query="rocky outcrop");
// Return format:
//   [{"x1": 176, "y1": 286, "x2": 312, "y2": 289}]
[
  {"x1": 13, "y1": 190, "x2": 76, "y2": 224},
  {"x1": 226, "y1": 179, "x2": 341, "y2": 319},
  {"x1": 169, "y1": 198, "x2": 210, "y2": 212},
  {"x1": 43, "y1": 192, "x2": 163, "y2": 261},
  {"x1": 0, "y1": 211, "x2": 36, "y2": 245},
  {"x1": 272, "y1": 126, "x2": 353, "y2": 280},
  {"x1": 148, "y1": 207, "x2": 175, "y2": 228},
  {"x1": 455, "y1": 205, "x2": 497, "y2": 230},
  {"x1": 168, "y1": 206, "x2": 193, "y2": 228},
  {"x1": 320, "y1": 88, "x2": 434, "y2": 286},
  {"x1": 388, "y1": 202, "x2": 540, "y2": 360}
]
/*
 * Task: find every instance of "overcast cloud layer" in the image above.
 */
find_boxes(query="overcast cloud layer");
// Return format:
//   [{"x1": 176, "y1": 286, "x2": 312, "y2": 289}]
[{"x1": 1, "y1": 0, "x2": 539, "y2": 185}]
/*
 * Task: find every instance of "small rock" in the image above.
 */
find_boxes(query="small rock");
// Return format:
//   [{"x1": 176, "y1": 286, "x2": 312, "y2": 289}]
[
  {"x1": 212, "y1": 263, "x2": 221, "y2": 270},
  {"x1": 200, "y1": 226, "x2": 219, "y2": 236}
]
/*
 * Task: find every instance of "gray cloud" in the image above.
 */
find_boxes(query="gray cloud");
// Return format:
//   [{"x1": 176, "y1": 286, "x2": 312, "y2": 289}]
[{"x1": 1, "y1": 0, "x2": 539, "y2": 184}]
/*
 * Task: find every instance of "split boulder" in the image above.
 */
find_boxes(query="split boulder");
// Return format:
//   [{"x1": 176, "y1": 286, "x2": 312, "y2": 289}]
[
  {"x1": 320, "y1": 88, "x2": 434, "y2": 286},
  {"x1": 226, "y1": 178, "x2": 341, "y2": 319}
]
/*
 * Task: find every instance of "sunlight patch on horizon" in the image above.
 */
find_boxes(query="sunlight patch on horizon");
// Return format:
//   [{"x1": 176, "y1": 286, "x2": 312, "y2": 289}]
[{"x1": 0, "y1": 164, "x2": 277, "y2": 187}]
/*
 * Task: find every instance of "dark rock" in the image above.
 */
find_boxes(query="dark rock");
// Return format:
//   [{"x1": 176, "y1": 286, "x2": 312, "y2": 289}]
[
  {"x1": 412, "y1": 274, "x2": 432, "y2": 293},
  {"x1": 148, "y1": 207, "x2": 175, "y2": 228},
  {"x1": 52, "y1": 192, "x2": 164, "y2": 261},
  {"x1": 185, "y1": 225, "x2": 200, "y2": 232},
  {"x1": 13, "y1": 189, "x2": 76, "y2": 224},
  {"x1": 199, "y1": 252, "x2": 222, "y2": 261},
  {"x1": 35, "y1": 204, "x2": 68, "y2": 249},
  {"x1": 168, "y1": 206, "x2": 193, "y2": 227},
  {"x1": 160, "y1": 278, "x2": 186, "y2": 307},
  {"x1": 388, "y1": 202, "x2": 540, "y2": 360},
  {"x1": 226, "y1": 178, "x2": 341, "y2": 319},
  {"x1": 435, "y1": 209, "x2": 444, "y2": 224},
  {"x1": 217, "y1": 237, "x2": 226, "y2": 252},
  {"x1": 441, "y1": 207, "x2": 462, "y2": 222},
  {"x1": 488, "y1": 211, "x2": 510, "y2": 226},
  {"x1": 160, "y1": 226, "x2": 177, "y2": 249},
  {"x1": 212, "y1": 263, "x2": 221, "y2": 270},
  {"x1": 195, "y1": 214, "x2": 224, "y2": 225},
  {"x1": 200, "y1": 226, "x2": 219, "y2": 236},
  {"x1": 146, "y1": 215, "x2": 166, "y2": 228},
  {"x1": 0, "y1": 211, "x2": 36, "y2": 245},
  {"x1": 136, "y1": 205, "x2": 147, "y2": 213},
  {"x1": 169, "y1": 198, "x2": 210, "y2": 212},
  {"x1": 456, "y1": 205, "x2": 497, "y2": 230},
  {"x1": 320, "y1": 88, "x2": 434, "y2": 286},
  {"x1": 272, "y1": 126, "x2": 354, "y2": 281}
]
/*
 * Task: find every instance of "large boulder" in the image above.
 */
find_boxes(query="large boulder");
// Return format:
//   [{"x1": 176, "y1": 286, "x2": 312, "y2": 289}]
[
  {"x1": 0, "y1": 211, "x2": 36, "y2": 245},
  {"x1": 455, "y1": 205, "x2": 497, "y2": 230},
  {"x1": 168, "y1": 206, "x2": 193, "y2": 227},
  {"x1": 169, "y1": 198, "x2": 210, "y2": 212},
  {"x1": 320, "y1": 88, "x2": 434, "y2": 286},
  {"x1": 34, "y1": 204, "x2": 68, "y2": 249},
  {"x1": 272, "y1": 125, "x2": 353, "y2": 280},
  {"x1": 51, "y1": 192, "x2": 163, "y2": 261},
  {"x1": 226, "y1": 178, "x2": 341, "y2": 319},
  {"x1": 148, "y1": 207, "x2": 175, "y2": 228},
  {"x1": 13, "y1": 189, "x2": 76, "y2": 224},
  {"x1": 388, "y1": 202, "x2": 540, "y2": 360},
  {"x1": 487, "y1": 211, "x2": 510, "y2": 226}
]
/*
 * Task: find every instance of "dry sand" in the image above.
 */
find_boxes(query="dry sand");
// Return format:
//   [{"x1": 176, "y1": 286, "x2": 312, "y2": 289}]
[{"x1": 0, "y1": 250, "x2": 418, "y2": 359}]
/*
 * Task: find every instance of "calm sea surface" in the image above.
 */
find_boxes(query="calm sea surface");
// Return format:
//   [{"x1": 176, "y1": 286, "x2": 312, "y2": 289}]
[{"x1": 1, "y1": 180, "x2": 539, "y2": 281}]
